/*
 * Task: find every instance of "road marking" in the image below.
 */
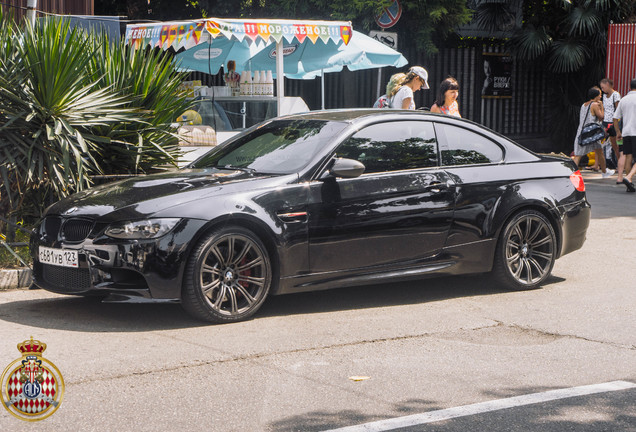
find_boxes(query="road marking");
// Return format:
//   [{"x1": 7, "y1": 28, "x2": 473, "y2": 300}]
[{"x1": 323, "y1": 380, "x2": 636, "y2": 432}]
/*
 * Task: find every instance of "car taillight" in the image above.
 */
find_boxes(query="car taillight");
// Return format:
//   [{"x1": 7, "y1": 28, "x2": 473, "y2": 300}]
[{"x1": 569, "y1": 170, "x2": 585, "y2": 192}]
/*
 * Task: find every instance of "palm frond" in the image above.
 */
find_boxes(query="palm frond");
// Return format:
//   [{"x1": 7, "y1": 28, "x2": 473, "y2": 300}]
[
  {"x1": 474, "y1": 3, "x2": 517, "y2": 32},
  {"x1": 582, "y1": 0, "x2": 614, "y2": 11},
  {"x1": 1, "y1": 5, "x2": 195, "y2": 219},
  {"x1": 567, "y1": 6, "x2": 602, "y2": 36},
  {"x1": 547, "y1": 40, "x2": 590, "y2": 73},
  {"x1": 509, "y1": 26, "x2": 553, "y2": 62}
]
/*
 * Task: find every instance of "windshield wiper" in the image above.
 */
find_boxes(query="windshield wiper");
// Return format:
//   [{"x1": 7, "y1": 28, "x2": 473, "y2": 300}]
[{"x1": 214, "y1": 165, "x2": 258, "y2": 175}]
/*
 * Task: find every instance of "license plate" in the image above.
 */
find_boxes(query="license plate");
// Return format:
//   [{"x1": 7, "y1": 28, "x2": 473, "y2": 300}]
[{"x1": 39, "y1": 247, "x2": 79, "y2": 268}]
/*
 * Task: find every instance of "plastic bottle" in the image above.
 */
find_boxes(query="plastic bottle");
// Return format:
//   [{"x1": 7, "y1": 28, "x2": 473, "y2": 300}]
[
  {"x1": 239, "y1": 71, "x2": 246, "y2": 96},
  {"x1": 253, "y1": 70, "x2": 261, "y2": 97},
  {"x1": 246, "y1": 71, "x2": 253, "y2": 96},
  {"x1": 261, "y1": 71, "x2": 268, "y2": 97},
  {"x1": 266, "y1": 70, "x2": 274, "y2": 97}
]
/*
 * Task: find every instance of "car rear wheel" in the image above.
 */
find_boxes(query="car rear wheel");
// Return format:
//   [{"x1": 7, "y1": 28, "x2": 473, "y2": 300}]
[
  {"x1": 182, "y1": 227, "x2": 272, "y2": 323},
  {"x1": 492, "y1": 210, "x2": 556, "y2": 290}
]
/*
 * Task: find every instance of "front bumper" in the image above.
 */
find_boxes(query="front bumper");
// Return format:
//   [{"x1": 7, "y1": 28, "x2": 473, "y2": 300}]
[{"x1": 31, "y1": 218, "x2": 208, "y2": 300}]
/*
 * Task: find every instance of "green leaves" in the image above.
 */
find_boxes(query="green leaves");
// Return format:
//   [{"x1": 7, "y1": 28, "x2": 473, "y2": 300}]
[
  {"x1": 567, "y1": 5, "x2": 602, "y2": 36},
  {"x1": 0, "y1": 10, "x2": 189, "y2": 218},
  {"x1": 547, "y1": 39, "x2": 590, "y2": 73},
  {"x1": 475, "y1": 0, "x2": 634, "y2": 74},
  {"x1": 510, "y1": 25, "x2": 553, "y2": 61}
]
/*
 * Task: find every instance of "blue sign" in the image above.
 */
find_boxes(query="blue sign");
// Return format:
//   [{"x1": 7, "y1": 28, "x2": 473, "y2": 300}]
[{"x1": 375, "y1": 0, "x2": 402, "y2": 29}]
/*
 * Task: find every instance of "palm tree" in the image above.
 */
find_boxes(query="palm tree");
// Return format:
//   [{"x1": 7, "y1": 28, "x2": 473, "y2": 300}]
[
  {"x1": 474, "y1": 0, "x2": 636, "y2": 150},
  {"x1": 0, "y1": 9, "x2": 190, "y2": 220}
]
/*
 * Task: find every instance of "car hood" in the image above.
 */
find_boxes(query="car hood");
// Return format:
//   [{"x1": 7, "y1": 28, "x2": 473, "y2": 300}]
[{"x1": 45, "y1": 169, "x2": 290, "y2": 221}]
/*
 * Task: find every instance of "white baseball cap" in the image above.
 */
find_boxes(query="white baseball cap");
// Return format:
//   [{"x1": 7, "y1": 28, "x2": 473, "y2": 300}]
[{"x1": 409, "y1": 66, "x2": 429, "y2": 89}]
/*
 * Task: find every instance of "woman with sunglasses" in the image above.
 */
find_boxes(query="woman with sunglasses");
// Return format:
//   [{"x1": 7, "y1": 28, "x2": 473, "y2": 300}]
[{"x1": 389, "y1": 66, "x2": 429, "y2": 110}]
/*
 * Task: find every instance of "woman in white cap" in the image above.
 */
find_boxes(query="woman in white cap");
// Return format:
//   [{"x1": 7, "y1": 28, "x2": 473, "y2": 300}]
[{"x1": 389, "y1": 66, "x2": 429, "y2": 110}]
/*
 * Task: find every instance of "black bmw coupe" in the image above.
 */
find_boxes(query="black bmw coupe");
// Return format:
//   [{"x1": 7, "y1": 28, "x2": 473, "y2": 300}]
[{"x1": 31, "y1": 110, "x2": 590, "y2": 323}]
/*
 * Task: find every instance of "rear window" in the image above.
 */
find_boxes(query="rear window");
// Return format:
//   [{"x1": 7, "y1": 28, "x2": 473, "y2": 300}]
[{"x1": 436, "y1": 123, "x2": 504, "y2": 166}]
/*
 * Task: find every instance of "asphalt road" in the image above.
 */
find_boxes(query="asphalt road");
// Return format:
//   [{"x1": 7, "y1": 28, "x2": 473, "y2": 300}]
[{"x1": 0, "y1": 172, "x2": 634, "y2": 431}]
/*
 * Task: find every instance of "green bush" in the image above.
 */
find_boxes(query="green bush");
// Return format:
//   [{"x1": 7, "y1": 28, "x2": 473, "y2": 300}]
[
  {"x1": 0, "y1": 8, "x2": 190, "y2": 220},
  {"x1": 0, "y1": 229, "x2": 31, "y2": 269}
]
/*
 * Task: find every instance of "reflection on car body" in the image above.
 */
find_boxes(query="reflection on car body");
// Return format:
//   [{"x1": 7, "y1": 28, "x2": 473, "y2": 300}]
[{"x1": 31, "y1": 110, "x2": 591, "y2": 323}]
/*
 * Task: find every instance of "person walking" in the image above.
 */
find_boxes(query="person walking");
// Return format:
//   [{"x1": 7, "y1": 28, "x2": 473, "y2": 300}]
[
  {"x1": 430, "y1": 77, "x2": 461, "y2": 117},
  {"x1": 599, "y1": 78, "x2": 621, "y2": 173},
  {"x1": 389, "y1": 66, "x2": 429, "y2": 110},
  {"x1": 572, "y1": 87, "x2": 615, "y2": 178},
  {"x1": 614, "y1": 78, "x2": 636, "y2": 192}
]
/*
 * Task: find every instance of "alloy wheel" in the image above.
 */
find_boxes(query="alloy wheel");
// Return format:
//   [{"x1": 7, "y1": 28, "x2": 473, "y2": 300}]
[
  {"x1": 504, "y1": 214, "x2": 555, "y2": 285},
  {"x1": 199, "y1": 234, "x2": 268, "y2": 317}
]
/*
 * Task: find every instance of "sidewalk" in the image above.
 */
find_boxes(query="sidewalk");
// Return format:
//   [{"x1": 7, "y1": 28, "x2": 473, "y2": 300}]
[
  {"x1": 0, "y1": 267, "x2": 32, "y2": 290},
  {"x1": 579, "y1": 167, "x2": 629, "y2": 186}
]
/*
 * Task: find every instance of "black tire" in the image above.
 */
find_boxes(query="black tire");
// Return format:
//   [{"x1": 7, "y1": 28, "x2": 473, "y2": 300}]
[
  {"x1": 492, "y1": 209, "x2": 557, "y2": 290},
  {"x1": 182, "y1": 226, "x2": 272, "y2": 323}
]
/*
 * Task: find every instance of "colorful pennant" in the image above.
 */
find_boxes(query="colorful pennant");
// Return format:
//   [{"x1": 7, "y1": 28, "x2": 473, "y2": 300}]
[{"x1": 125, "y1": 18, "x2": 353, "y2": 51}]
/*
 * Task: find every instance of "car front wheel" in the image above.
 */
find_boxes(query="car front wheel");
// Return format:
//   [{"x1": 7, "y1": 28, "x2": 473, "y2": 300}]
[
  {"x1": 182, "y1": 227, "x2": 272, "y2": 323},
  {"x1": 492, "y1": 209, "x2": 557, "y2": 290}
]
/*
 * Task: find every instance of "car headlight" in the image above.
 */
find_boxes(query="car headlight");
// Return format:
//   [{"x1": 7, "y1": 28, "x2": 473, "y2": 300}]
[{"x1": 104, "y1": 218, "x2": 181, "y2": 239}]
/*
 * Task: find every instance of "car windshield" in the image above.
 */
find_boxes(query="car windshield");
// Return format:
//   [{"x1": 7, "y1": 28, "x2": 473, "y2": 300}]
[{"x1": 190, "y1": 119, "x2": 347, "y2": 174}]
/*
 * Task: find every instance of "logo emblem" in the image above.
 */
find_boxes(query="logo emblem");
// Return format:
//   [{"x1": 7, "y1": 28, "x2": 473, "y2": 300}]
[
  {"x1": 1, "y1": 337, "x2": 65, "y2": 421},
  {"x1": 268, "y1": 44, "x2": 298, "y2": 59}
]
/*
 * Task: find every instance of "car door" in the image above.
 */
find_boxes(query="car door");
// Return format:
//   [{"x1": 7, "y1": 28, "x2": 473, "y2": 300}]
[
  {"x1": 434, "y1": 121, "x2": 507, "y2": 247},
  {"x1": 307, "y1": 120, "x2": 456, "y2": 273}
]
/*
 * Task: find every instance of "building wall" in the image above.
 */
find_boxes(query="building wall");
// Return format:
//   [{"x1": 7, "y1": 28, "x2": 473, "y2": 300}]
[{"x1": 607, "y1": 24, "x2": 636, "y2": 98}]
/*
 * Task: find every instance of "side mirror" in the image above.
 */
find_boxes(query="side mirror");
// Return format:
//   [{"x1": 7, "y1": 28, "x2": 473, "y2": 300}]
[{"x1": 326, "y1": 158, "x2": 365, "y2": 179}]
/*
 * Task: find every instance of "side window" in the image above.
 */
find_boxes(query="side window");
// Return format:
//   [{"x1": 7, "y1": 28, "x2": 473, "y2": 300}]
[
  {"x1": 436, "y1": 123, "x2": 504, "y2": 166},
  {"x1": 336, "y1": 121, "x2": 438, "y2": 174}
]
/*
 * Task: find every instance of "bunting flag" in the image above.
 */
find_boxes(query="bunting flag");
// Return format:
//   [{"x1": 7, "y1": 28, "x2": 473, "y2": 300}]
[{"x1": 125, "y1": 18, "x2": 353, "y2": 51}]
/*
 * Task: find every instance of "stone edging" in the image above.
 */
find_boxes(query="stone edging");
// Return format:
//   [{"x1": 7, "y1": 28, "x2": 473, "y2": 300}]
[{"x1": 0, "y1": 268, "x2": 32, "y2": 291}]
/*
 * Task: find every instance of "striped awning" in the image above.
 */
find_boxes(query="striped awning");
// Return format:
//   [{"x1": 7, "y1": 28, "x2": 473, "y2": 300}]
[{"x1": 125, "y1": 18, "x2": 353, "y2": 51}]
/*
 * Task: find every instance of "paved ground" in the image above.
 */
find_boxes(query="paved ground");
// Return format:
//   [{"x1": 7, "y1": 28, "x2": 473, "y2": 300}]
[{"x1": 0, "y1": 172, "x2": 634, "y2": 431}]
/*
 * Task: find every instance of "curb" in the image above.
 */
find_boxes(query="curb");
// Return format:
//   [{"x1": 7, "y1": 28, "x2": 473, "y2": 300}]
[{"x1": 0, "y1": 268, "x2": 32, "y2": 291}]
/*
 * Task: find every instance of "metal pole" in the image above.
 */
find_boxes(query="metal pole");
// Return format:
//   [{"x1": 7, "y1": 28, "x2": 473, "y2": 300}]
[
  {"x1": 321, "y1": 69, "x2": 325, "y2": 110},
  {"x1": 276, "y1": 39, "x2": 284, "y2": 116},
  {"x1": 377, "y1": 68, "x2": 382, "y2": 100},
  {"x1": 26, "y1": 0, "x2": 37, "y2": 27}
]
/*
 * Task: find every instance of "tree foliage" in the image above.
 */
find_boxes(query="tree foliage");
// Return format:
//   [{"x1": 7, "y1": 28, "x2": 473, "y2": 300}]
[
  {"x1": 475, "y1": 0, "x2": 636, "y2": 150},
  {"x1": 98, "y1": 0, "x2": 473, "y2": 53},
  {"x1": 476, "y1": 0, "x2": 635, "y2": 74}
]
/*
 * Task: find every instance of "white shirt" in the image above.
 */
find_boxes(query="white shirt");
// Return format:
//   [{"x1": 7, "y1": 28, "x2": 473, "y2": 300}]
[
  {"x1": 390, "y1": 86, "x2": 415, "y2": 110},
  {"x1": 602, "y1": 91, "x2": 621, "y2": 123},
  {"x1": 613, "y1": 90, "x2": 636, "y2": 137}
]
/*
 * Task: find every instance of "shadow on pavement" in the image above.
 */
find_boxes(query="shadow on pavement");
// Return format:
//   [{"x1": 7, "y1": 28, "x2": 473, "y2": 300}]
[
  {"x1": 268, "y1": 385, "x2": 636, "y2": 432},
  {"x1": 257, "y1": 274, "x2": 564, "y2": 319},
  {"x1": 0, "y1": 273, "x2": 564, "y2": 332}
]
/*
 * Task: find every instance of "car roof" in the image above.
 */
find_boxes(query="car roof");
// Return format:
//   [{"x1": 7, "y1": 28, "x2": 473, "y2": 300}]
[
  {"x1": 274, "y1": 109, "x2": 540, "y2": 164},
  {"x1": 277, "y1": 109, "x2": 437, "y2": 123}
]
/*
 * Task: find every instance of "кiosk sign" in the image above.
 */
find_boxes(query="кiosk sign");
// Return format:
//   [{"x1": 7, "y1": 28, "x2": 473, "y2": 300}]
[{"x1": 481, "y1": 53, "x2": 513, "y2": 99}]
